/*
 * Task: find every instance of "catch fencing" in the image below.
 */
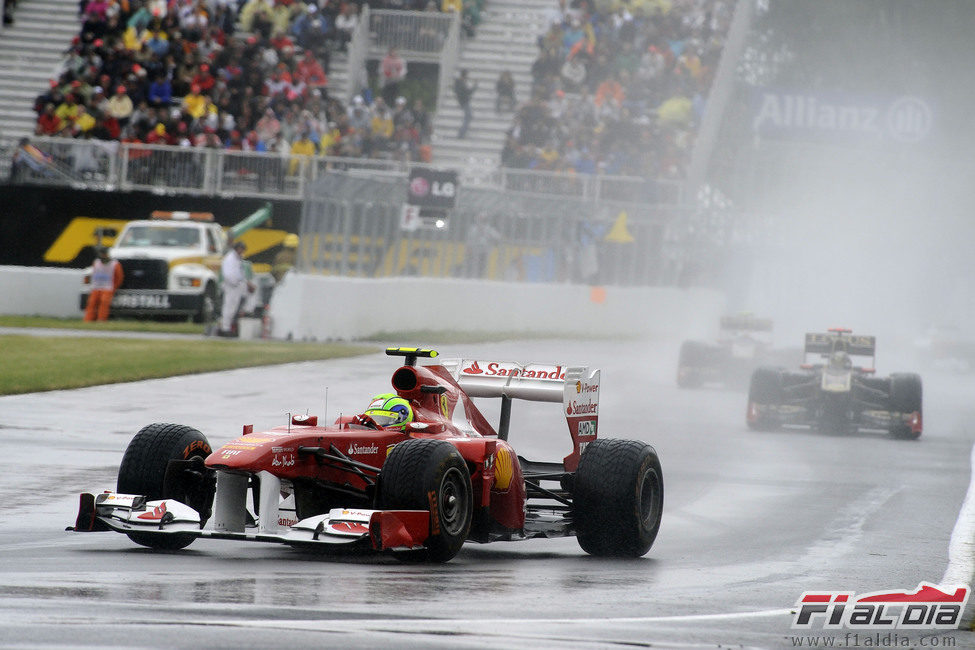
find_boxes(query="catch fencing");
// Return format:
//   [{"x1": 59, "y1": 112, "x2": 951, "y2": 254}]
[{"x1": 297, "y1": 171, "x2": 690, "y2": 287}]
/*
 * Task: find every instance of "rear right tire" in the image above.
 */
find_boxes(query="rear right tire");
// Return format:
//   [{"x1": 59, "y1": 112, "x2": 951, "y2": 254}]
[{"x1": 572, "y1": 439, "x2": 663, "y2": 557}]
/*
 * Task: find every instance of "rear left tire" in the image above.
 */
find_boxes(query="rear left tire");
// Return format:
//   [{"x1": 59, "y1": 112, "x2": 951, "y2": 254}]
[{"x1": 888, "y1": 373, "x2": 922, "y2": 440}]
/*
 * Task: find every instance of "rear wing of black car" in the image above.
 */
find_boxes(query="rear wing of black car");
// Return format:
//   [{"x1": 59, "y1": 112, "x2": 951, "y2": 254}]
[
  {"x1": 720, "y1": 315, "x2": 773, "y2": 332},
  {"x1": 804, "y1": 330, "x2": 876, "y2": 358}
]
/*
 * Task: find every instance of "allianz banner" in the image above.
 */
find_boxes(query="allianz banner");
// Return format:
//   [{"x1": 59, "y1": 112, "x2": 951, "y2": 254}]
[{"x1": 751, "y1": 90, "x2": 934, "y2": 145}]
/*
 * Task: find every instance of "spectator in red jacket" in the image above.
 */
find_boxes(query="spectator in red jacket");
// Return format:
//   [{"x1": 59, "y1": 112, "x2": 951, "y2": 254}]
[{"x1": 35, "y1": 103, "x2": 63, "y2": 135}]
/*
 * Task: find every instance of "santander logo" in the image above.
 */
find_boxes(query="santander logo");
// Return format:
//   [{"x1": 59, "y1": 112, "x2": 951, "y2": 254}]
[{"x1": 462, "y1": 360, "x2": 565, "y2": 380}]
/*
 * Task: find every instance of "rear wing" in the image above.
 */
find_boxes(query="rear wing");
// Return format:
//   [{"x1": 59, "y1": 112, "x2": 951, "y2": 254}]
[
  {"x1": 720, "y1": 315, "x2": 773, "y2": 332},
  {"x1": 804, "y1": 332, "x2": 876, "y2": 357},
  {"x1": 803, "y1": 331, "x2": 876, "y2": 371},
  {"x1": 440, "y1": 358, "x2": 599, "y2": 471}
]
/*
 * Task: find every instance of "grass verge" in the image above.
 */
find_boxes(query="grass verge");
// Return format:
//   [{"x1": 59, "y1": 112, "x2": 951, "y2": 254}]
[
  {"x1": 0, "y1": 336, "x2": 370, "y2": 395},
  {"x1": 0, "y1": 315, "x2": 204, "y2": 334}
]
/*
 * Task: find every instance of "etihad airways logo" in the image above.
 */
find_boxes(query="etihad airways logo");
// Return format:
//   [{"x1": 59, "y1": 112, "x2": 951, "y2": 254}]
[
  {"x1": 792, "y1": 583, "x2": 969, "y2": 630},
  {"x1": 462, "y1": 360, "x2": 565, "y2": 380}
]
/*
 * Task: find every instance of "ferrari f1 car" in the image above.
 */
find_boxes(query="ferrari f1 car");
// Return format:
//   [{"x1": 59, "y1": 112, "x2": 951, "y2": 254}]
[
  {"x1": 746, "y1": 329, "x2": 922, "y2": 439},
  {"x1": 677, "y1": 314, "x2": 795, "y2": 388},
  {"x1": 70, "y1": 348, "x2": 664, "y2": 562}
]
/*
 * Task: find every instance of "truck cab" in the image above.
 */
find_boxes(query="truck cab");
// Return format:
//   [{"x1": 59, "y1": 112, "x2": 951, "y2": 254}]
[{"x1": 80, "y1": 211, "x2": 226, "y2": 322}]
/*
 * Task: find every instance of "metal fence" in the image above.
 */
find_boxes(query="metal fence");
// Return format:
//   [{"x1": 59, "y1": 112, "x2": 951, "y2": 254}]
[
  {"x1": 368, "y1": 9, "x2": 456, "y2": 61},
  {"x1": 297, "y1": 171, "x2": 687, "y2": 287},
  {"x1": 11, "y1": 137, "x2": 684, "y2": 206}
]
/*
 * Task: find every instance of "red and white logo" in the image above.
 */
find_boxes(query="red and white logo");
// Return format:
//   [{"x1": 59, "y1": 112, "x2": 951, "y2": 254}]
[
  {"x1": 137, "y1": 502, "x2": 168, "y2": 521},
  {"x1": 792, "y1": 583, "x2": 969, "y2": 630},
  {"x1": 409, "y1": 176, "x2": 430, "y2": 198},
  {"x1": 463, "y1": 361, "x2": 484, "y2": 374}
]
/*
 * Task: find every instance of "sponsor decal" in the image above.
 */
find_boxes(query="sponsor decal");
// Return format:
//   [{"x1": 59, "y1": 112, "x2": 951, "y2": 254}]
[
  {"x1": 137, "y1": 502, "x2": 167, "y2": 521},
  {"x1": 113, "y1": 293, "x2": 172, "y2": 309},
  {"x1": 220, "y1": 450, "x2": 242, "y2": 458},
  {"x1": 439, "y1": 393, "x2": 449, "y2": 417},
  {"x1": 271, "y1": 453, "x2": 295, "y2": 468},
  {"x1": 348, "y1": 443, "x2": 379, "y2": 455},
  {"x1": 221, "y1": 443, "x2": 257, "y2": 451},
  {"x1": 271, "y1": 447, "x2": 294, "y2": 453},
  {"x1": 462, "y1": 361, "x2": 565, "y2": 380},
  {"x1": 339, "y1": 509, "x2": 373, "y2": 519},
  {"x1": 182, "y1": 439, "x2": 211, "y2": 458},
  {"x1": 566, "y1": 400, "x2": 598, "y2": 415},
  {"x1": 792, "y1": 583, "x2": 969, "y2": 630},
  {"x1": 329, "y1": 521, "x2": 369, "y2": 534},
  {"x1": 278, "y1": 516, "x2": 298, "y2": 527},
  {"x1": 427, "y1": 490, "x2": 440, "y2": 535},
  {"x1": 493, "y1": 446, "x2": 513, "y2": 491},
  {"x1": 577, "y1": 420, "x2": 596, "y2": 438}
]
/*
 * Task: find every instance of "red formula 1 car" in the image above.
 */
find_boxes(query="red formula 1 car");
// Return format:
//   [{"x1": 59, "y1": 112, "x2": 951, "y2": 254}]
[{"x1": 71, "y1": 348, "x2": 664, "y2": 562}]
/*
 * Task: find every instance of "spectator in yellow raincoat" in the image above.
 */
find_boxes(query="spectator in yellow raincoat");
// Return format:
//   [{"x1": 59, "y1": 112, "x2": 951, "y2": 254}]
[{"x1": 288, "y1": 130, "x2": 316, "y2": 175}]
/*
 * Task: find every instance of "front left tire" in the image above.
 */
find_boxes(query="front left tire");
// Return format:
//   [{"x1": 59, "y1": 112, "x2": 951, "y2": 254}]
[
  {"x1": 379, "y1": 438, "x2": 473, "y2": 562},
  {"x1": 117, "y1": 423, "x2": 212, "y2": 550}
]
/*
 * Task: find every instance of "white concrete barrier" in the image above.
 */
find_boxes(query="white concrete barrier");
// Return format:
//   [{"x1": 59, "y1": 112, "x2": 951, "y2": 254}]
[
  {"x1": 0, "y1": 266, "x2": 85, "y2": 318},
  {"x1": 268, "y1": 273, "x2": 726, "y2": 341},
  {"x1": 0, "y1": 265, "x2": 727, "y2": 339}
]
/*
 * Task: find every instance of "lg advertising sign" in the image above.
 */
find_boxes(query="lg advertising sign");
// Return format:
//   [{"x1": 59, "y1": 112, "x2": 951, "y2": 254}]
[
  {"x1": 407, "y1": 169, "x2": 458, "y2": 209},
  {"x1": 402, "y1": 169, "x2": 458, "y2": 231}
]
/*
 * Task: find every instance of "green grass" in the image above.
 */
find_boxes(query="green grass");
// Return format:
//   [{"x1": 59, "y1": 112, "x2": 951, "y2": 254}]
[
  {"x1": 0, "y1": 336, "x2": 370, "y2": 395},
  {"x1": 0, "y1": 315, "x2": 204, "y2": 334},
  {"x1": 0, "y1": 316, "x2": 590, "y2": 395}
]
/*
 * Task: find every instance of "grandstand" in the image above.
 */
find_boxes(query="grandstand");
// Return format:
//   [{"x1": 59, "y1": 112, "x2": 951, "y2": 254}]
[{"x1": 1, "y1": 0, "x2": 740, "y2": 194}]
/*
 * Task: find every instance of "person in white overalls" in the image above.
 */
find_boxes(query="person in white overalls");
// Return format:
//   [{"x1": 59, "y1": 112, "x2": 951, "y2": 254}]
[{"x1": 219, "y1": 241, "x2": 254, "y2": 336}]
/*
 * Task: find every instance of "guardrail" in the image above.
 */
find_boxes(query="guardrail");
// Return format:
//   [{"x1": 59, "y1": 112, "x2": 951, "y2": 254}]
[
  {"x1": 368, "y1": 9, "x2": 456, "y2": 61},
  {"x1": 9, "y1": 136, "x2": 684, "y2": 206}
]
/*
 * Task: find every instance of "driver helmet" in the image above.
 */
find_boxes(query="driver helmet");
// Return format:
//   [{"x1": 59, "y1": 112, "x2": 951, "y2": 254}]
[{"x1": 363, "y1": 393, "x2": 414, "y2": 430}]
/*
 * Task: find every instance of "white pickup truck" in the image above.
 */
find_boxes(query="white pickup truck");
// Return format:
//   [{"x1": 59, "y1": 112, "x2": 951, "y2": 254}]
[{"x1": 80, "y1": 211, "x2": 227, "y2": 322}]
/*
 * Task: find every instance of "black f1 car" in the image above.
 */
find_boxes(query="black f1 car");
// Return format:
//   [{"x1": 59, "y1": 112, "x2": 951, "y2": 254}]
[
  {"x1": 746, "y1": 328, "x2": 922, "y2": 439},
  {"x1": 677, "y1": 314, "x2": 795, "y2": 389}
]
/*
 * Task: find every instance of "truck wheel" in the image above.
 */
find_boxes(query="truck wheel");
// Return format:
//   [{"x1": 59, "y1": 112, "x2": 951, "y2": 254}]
[
  {"x1": 677, "y1": 341, "x2": 706, "y2": 388},
  {"x1": 379, "y1": 439, "x2": 472, "y2": 562},
  {"x1": 747, "y1": 367, "x2": 784, "y2": 430},
  {"x1": 117, "y1": 423, "x2": 212, "y2": 550},
  {"x1": 572, "y1": 439, "x2": 663, "y2": 557},
  {"x1": 193, "y1": 283, "x2": 217, "y2": 324},
  {"x1": 889, "y1": 373, "x2": 923, "y2": 440}
]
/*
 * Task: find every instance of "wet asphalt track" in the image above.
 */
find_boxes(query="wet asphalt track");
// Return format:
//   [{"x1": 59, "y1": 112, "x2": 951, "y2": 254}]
[{"x1": 1, "y1": 337, "x2": 974, "y2": 649}]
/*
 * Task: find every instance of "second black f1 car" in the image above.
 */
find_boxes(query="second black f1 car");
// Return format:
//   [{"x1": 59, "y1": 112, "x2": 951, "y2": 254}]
[{"x1": 746, "y1": 329, "x2": 922, "y2": 439}]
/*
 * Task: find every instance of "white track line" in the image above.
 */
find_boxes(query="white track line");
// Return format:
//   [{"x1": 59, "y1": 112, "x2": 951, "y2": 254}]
[{"x1": 942, "y1": 441, "x2": 975, "y2": 587}]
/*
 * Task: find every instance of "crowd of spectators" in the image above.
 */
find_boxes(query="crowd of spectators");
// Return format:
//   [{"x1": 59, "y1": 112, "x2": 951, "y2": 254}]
[
  {"x1": 500, "y1": 0, "x2": 734, "y2": 182},
  {"x1": 30, "y1": 0, "x2": 467, "y2": 172},
  {"x1": 27, "y1": 0, "x2": 730, "y2": 187}
]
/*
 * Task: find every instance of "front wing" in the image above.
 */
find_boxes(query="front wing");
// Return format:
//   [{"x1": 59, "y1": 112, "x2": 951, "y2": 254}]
[{"x1": 70, "y1": 491, "x2": 430, "y2": 552}]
